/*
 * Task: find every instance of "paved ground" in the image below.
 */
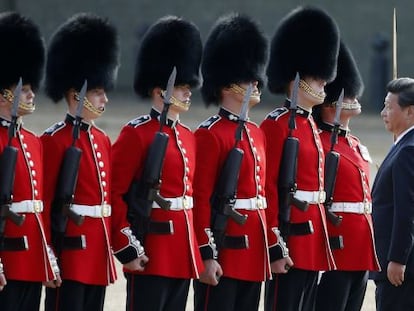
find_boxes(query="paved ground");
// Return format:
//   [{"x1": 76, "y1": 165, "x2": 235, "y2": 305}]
[{"x1": 31, "y1": 94, "x2": 387, "y2": 310}]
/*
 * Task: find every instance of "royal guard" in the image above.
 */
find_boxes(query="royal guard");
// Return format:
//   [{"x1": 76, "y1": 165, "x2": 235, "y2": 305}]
[
  {"x1": 313, "y1": 41, "x2": 380, "y2": 311},
  {"x1": 41, "y1": 13, "x2": 146, "y2": 311},
  {"x1": 111, "y1": 16, "x2": 204, "y2": 310},
  {"x1": 192, "y1": 14, "x2": 271, "y2": 311},
  {"x1": 260, "y1": 6, "x2": 340, "y2": 310},
  {"x1": 0, "y1": 12, "x2": 60, "y2": 310}
]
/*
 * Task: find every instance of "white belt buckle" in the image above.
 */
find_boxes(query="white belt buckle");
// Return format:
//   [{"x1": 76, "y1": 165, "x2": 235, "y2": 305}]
[
  {"x1": 319, "y1": 191, "x2": 326, "y2": 204},
  {"x1": 256, "y1": 198, "x2": 264, "y2": 209},
  {"x1": 182, "y1": 196, "x2": 189, "y2": 209},
  {"x1": 363, "y1": 202, "x2": 370, "y2": 214},
  {"x1": 33, "y1": 201, "x2": 42, "y2": 213},
  {"x1": 102, "y1": 204, "x2": 110, "y2": 217}
]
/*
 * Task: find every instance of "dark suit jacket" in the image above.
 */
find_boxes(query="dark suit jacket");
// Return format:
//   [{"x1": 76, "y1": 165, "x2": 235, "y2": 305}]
[{"x1": 371, "y1": 128, "x2": 414, "y2": 281}]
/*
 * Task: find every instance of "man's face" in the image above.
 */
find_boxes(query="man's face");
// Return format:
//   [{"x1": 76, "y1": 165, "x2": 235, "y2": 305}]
[
  {"x1": 82, "y1": 87, "x2": 108, "y2": 121},
  {"x1": 5, "y1": 83, "x2": 36, "y2": 116},
  {"x1": 381, "y1": 92, "x2": 410, "y2": 136}
]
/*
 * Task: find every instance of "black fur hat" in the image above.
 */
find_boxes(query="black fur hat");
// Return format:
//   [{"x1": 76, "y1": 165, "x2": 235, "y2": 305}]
[
  {"x1": 267, "y1": 6, "x2": 340, "y2": 94},
  {"x1": 201, "y1": 13, "x2": 268, "y2": 106},
  {"x1": 0, "y1": 12, "x2": 45, "y2": 91},
  {"x1": 46, "y1": 13, "x2": 120, "y2": 103},
  {"x1": 324, "y1": 41, "x2": 364, "y2": 103},
  {"x1": 134, "y1": 16, "x2": 202, "y2": 99}
]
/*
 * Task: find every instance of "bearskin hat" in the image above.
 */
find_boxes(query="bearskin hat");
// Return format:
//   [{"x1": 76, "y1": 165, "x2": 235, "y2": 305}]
[
  {"x1": 267, "y1": 6, "x2": 340, "y2": 94},
  {"x1": 46, "y1": 13, "x2": 120, "y2": 103},
  {"x1": 134, "y1": 16, "x2": 202, "y2": 99},
  {"x1": 201, "y1": 13, "x2": 268, "y2": 106},
  {"x1": 0, "y1": 12, "x2": 45, "y2": 91},
  {"x1": 324, "y1": 41, "x2": 364, "y2": 103}
]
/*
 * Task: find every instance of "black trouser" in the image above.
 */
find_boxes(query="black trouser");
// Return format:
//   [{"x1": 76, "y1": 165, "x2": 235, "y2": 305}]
[
  {"x1": 0, "y1": 279, "x2": 42, "y2": 311},
  {"x1": 125, "y1": 273, "x2": 190, "y2": 311},
  {"x1": 265, "y1": 268, "x2": 318, "y2": 311},
  {"x1": 315, "y1": 270, "x2": 368, "y2": 311},
  {"x1": 45, "y1": 280, "x2": 106, "y2": 311},
  {"x1": 375, "y1": 278, "x2": 414, "y2": 311},
  {"x1": 193, "y1": 276, "x2": 261, "y2": 311}
]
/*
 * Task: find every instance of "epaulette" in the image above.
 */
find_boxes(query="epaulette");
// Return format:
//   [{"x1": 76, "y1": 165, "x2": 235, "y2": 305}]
[
  {"x1": 198, "y1": 115, "x2": 221, "y2": 129},
  {"x1": 265, "y1": 107, "x2": 289, "y2": 121},
  {"x1": 127, "y1": 115, "x2": 151, "y2": 128},
  {"x1": 43, "y1": 121, "x2": 66, "y2": 135}
]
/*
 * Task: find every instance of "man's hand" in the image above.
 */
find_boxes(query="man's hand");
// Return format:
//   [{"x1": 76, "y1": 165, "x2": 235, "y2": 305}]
[
  {"x1": 43, "y1": 273, "x2": 62, "y2": 288},
  {"x1": 387, "y1": 261, "x2": 405, "y2": 287},
  {"x1": 199, "y1": 259, "x2": 223, "y2": 286},
  {"x1": 270, "y1": 256, "x2": 294, "y2": 274},
  {"x1": 123, "y1": 254, "x2": 149, "y2": 272}
]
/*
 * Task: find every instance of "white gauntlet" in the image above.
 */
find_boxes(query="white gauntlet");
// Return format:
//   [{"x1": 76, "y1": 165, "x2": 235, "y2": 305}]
[{"x1": 46, "y1": 245, "x2": 60, "y2": 274}]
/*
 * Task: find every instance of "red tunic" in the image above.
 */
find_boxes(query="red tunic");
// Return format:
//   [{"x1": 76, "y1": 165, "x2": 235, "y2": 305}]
[
  {"x1": 318, "y1": 123, "x2": 380, "y2": 271},
  {"x1": 0, "y1": 118, "x2": 57, "y2": 282},
  {"x1": 260, "y1": 105, "x2": 336, "y2": 271},
  {"x1": 193, "y1": 108, "x2": 271, "y2": 282},
  {"x1": 111, "y1": 108, "x2": 203, "y2": 279},
  {"x1": 42, "y1": 114, "x2": 138, "y2": 286}
]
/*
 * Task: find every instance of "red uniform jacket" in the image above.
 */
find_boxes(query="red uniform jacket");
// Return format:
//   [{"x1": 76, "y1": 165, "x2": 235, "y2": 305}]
[
  {"x1": 260, "y1": 105, "x2": 336, "y2": 271},
  {"x1": 42, "y1": 114, "x2": 140, "y2": 286},
  {"x1": 193, "y1": 108, "x2": 271, "y2": 282},
  {"x1": 111, "y1": 108, "x2": 203, "y2": 279},
  {"x1": 0, "y1": 118, "x2": 57, "y2": 282},
  {"x1": 318, "y1": 123, "x2": 380, "y2": 271}
]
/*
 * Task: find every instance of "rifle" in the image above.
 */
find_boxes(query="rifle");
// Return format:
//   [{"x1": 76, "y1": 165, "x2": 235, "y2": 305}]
[
  {"x1": 51, "y1": 80, "x2": 87, "y2": 255},
  {"x1": 210, "y1": 84, "x2": 252, "y2": 251},
  {"x1": 324, "y1": 89, "x2": 344, "y2": 227},
  {"x1": 278, "y1": 73, "x2": 311, "y2": 241},
  {"x1": 0, "y1": 78, "x2": 27, "y2": 251},
  {"x1": 124, "y1": 68, "x2": 176, "y2": 244}
]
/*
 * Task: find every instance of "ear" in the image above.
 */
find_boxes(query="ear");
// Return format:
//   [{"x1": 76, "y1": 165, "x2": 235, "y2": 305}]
[
  {"x1": 151, "y1": 87, "x2": 162, "y2": 98},
  {"x1": 0, "y1": 91, "x2": 8, "y2": 106}
]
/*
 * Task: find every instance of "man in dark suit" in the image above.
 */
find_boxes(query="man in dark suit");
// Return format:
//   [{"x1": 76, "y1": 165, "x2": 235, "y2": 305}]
[{"x1": 372, "y1": 77, "x2": 414, "y2": 310}]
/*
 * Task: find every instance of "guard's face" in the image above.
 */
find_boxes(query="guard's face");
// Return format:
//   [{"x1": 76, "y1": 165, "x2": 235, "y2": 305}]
[
  {"x1": 381, "y1": 92, "x2": 410, "y2": 136},
  {"x1": 298, "y1": 77, "x2": 327, "y2": 107},
  {"x1": 239, "y1": 81, "x2": 261, "y2": 107},
  {"x1": 18, "y1": 84, "x2": 35, "y2": 116},
  {"x1": 82, "y1": 88, "x2": 108, "y2": 121},
  {"x1": 4, "y1": 83, "x2": 36, "y2": 116},
  {"x1": 169, "y1": 84, "x2": 192, "y2": 113}
]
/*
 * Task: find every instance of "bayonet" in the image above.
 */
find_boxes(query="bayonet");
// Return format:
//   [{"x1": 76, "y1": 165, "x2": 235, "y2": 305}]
[
  {"x1": 288, "y1": 72, "x2": 300, "y2": 132},
  {"x1": 235, "y1": 83, "x2": 253, "y2": 142},
  {"x1": 8, "y1": 78, "x2": 22, "y2": 144},
  {"x1": 330, "y1": 89, "x2": 344, "y2": 150},
  {"x1": 160, "y1": 67, "x2": 177, "y2": 130},
  {"x1": 72, "y1": 80, "x2": 87, "y2": 144}
]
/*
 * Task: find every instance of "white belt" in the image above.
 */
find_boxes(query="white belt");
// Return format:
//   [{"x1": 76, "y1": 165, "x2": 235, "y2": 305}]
[
  {"x1": 330, "y1": 202, "x2": 372, "y2": 214},
  {"x1": 294, "y1": 190, "x2": 326, "y2": 204},
  {"x1": 233, "y1": 196, "x2": 267, "y2": 210},
  {"x1": 11, "y1": 200, "x2": 43, "y2": 213},
  {"x1": 152, "y1": 196, "x2": 193, "y2": 210},
  {"x1": 71, "y1": 204, "x2": 112, "y2": 218}
]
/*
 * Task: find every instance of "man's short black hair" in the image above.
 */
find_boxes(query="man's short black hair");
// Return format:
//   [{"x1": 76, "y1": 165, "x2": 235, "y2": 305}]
[{"x1": 387, "y1": 77, "x2": 414, "y2": 107}]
